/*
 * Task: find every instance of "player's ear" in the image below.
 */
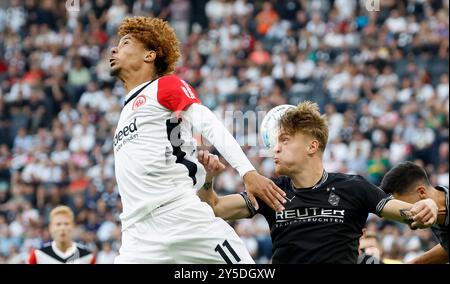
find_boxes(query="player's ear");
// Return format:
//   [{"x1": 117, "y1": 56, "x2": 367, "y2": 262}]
[
  {"x1": 308, "y1": 140, "x2": 319, "y2": 154},
  {"x1": 415, "y1": 186, "x2": 428, "y2": 199},
  {"x1": 144, "y1": 50, "x2": 156, "y2": 63}
]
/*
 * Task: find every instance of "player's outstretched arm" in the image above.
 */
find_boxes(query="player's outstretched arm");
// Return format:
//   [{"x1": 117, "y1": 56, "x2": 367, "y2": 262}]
[
  {"x1": 197, "y1": 150, "x2": 252, "y2": 220},
  {"x1": 409, "y1": 244, "x2": 448, "y2": 264},
  {"x1": 380, "y1": 198, "x2": 438, "y2": 229},
  {"x1": 198, "y1": 180, "x2": 252, "y2": 220},
  {"x1": 183, "y1": 103, "x2": 286, "y2": 212}
]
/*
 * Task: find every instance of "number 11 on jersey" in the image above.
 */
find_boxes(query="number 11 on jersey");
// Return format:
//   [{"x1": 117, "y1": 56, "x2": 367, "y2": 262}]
[{"x1": 215, "y1": 240, "x2": 242, "y2": 264}]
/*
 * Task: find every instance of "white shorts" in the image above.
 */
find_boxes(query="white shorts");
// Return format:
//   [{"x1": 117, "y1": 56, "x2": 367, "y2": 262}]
[{"x1": 114, "y1": 193, "x2": 255, "y2": 264}]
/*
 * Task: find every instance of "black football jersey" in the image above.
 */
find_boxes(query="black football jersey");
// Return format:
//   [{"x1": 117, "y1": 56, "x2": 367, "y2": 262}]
[
  {"x1": 431, "y1": 186, "x2": 449, "y2": 256},
  {"x1": 249, "y1": 172, "x2": 392, "y2": 264}
]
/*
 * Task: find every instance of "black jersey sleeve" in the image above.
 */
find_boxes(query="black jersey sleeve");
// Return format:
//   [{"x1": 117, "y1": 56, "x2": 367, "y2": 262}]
[
  {"x1": 355, "y1": 175, "x2": 394, "y2": 217},
  {"x1": 240, "y1": 177, "x2": 287, "y2": 219},
  {"x1": 241, "y1": 177, "x2": 285, "y2": 218},
  {"x1": 239, "y1": 192, "x2": 258, "y2": 217},
  {"x1": 257, "y1": 177, "x2": 288, "y2": 216},
  {"x1": 255, "y1": 195, "x2": 273, "y2": 217},
  {"x1": 239, "y1": 192, "x2": 271, "y2": 218}
]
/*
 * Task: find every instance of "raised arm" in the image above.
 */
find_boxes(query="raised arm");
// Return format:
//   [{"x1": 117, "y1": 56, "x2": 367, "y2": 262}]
[
  {"x1": 183, "y1": 103, "x2": 286, "y2": 211},
  {"x1": 356, "y1": 176, "x2": 437, "y2": 229},
  {"x1": 198, "y1": 179, "x2": 253, "y2": 220},
  {"x1": 196, "y1": 150, "x2": 254, "y2": 220}
]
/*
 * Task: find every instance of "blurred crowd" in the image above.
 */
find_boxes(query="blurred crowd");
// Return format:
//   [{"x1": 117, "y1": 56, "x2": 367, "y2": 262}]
[{"x1": 0, "y1": 0, "x2": 448, "y2": 263}]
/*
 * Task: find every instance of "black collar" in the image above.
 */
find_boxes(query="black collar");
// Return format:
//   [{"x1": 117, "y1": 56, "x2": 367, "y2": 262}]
[
  {"x1": 123, "y1": 78, "x2": 159, "y2": 107},
  {"x1": 291, "y1": 170, "x2": 328, "y2": 190},
  {"x1": 312, "y1": 170, "x2": 328, "y2": 189}
]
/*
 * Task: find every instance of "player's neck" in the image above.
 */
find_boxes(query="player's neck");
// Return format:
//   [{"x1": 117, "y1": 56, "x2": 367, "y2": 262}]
[
  {"x1": 56, "y1": 241, "x2": 73, "y2": 253},
  {"x1": 291, "y1": 160, "x2": 324, "y2": 189},
  {"x1": 120, "y1": 69, "x2": 158, "y2": 93}
]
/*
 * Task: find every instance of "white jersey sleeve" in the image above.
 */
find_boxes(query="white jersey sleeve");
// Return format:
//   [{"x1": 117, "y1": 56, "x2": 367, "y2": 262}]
[{"x1": 182, "y1": 103, "x2": 256, "y2": 177}]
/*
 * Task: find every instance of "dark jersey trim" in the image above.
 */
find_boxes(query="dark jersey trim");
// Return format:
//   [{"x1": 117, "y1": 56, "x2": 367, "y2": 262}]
[
  {"x1": 165, "y1": 118, "x2": 197, "y2": 185},
  {"x1": 39, "y1": 243, "x2": 93, "y2": 263},
  {"x1": 312, "y1": 171, "x2": 328, "y2": 189},
  {"x1": 123, "y1": 78, "x2": 158, "y2": 107},
  {"x1": 375, "y1": 195, "x2": 394, "y2": 217},
  {"x1": 240, "y1": 192, "x2": 257, "y2": 217},
  {"x1": 40, "y1": 244, "x2": 74, "y2": 263},
  {"x1": 77, "y1": 245, "x2": 93, "y2": 258},
  {"x1": 357, "y1": 253, "x2": 383, "y2": 264},
  {"x1": 436, "y1": 185, "x2": 449, "y2": 226},
  {"x1": 290, "y1": 170, "x2": 328, "y2": 190}
]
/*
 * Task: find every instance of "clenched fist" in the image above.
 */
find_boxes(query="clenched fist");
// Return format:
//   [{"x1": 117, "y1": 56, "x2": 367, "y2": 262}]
[{"x1": 410, "y1": 198, "x2": 438, "y2": 229}]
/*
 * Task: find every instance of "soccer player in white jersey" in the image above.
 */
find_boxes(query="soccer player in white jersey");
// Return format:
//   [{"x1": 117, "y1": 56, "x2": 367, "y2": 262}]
[{"x1": 109, "y1": 17, "x2": 285, "y2": 263}]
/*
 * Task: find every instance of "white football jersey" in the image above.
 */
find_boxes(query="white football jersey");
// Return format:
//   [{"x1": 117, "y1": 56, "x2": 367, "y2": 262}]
[{"x1": 113, "y1": 75, "x2": 206, "y2": 230}]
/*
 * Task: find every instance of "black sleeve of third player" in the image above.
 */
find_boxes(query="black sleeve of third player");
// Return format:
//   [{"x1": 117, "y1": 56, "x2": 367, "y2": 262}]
[{"x1": 355, "y1": 176, "x2": 394, "y2": 217}]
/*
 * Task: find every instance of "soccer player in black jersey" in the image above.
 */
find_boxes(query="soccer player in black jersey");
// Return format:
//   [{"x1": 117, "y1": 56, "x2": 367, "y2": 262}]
[
  {"x1": 197, "y1": 101, "x2": 438, "y2": 264},
  {"x1": 381, "y1": 162, "x2": 448, "y2": 264}
]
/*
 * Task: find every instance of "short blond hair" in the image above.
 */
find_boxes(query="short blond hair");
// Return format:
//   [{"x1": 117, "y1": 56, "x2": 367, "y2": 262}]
[
  {"x1": 49, "y1": 206, "x2": 74, "y2": 223},
  {"x1": 280, "y1": 101, "x2": 329, "y2": 152}
]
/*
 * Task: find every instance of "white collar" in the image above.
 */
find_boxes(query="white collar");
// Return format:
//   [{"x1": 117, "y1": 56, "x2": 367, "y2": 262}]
[{"x1": 52, "y1": 241, "x2": 77, "y2": 259}]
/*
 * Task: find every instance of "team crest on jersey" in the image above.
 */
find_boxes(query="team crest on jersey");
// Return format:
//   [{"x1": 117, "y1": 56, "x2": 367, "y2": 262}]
[
  {"x1": 328, "y1": 191, "x2": 340, "y2": 206},
  {"x1": 132, "y1": 95, "x2": 147, "y2": 110}
]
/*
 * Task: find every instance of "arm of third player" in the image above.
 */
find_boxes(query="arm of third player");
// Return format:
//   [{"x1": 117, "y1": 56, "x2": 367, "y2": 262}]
[{"x1": 381, "y1": 199, "x2": 438, "y2": 228}]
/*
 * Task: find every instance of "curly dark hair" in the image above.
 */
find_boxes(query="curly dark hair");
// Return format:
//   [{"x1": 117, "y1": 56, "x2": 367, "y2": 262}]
[{"x1": 118, "y1": 17, "x2": 181, "y2": 76}]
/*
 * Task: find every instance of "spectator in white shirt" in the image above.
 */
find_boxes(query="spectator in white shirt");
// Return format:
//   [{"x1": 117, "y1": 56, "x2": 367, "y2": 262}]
[
  {"x1": 96, "y1": 242, "x2": 118, "y2": 264},
  {"x1": 389, "y1": 133, "x2": 410, "y2": 165},
  {"x1": 386, "y1": 9, "x2": 407, "y2": 34},
  {"x1": 78, "y1": 82, "x2": 105, "y2": 110},
  {"x1": 295, "y1": 52, "x2": 315, "y2": 81}
]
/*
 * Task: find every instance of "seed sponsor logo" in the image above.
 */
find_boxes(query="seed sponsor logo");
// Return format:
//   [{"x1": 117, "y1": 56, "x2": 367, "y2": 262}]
[{"x1": 114, "y1": 118, "x2": 138, "y2": 152}]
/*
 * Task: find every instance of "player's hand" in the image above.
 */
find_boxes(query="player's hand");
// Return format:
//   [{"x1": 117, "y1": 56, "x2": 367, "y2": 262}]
[
  {"x1": 243, "y1": 171, "x2": 286, "y2": 212},
  {"x1": 198, "y1": 150, "x2": 226, "y2": 182},
  {"x1": 410, "y1": 198, "x2": 438, "y2": 229}
]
